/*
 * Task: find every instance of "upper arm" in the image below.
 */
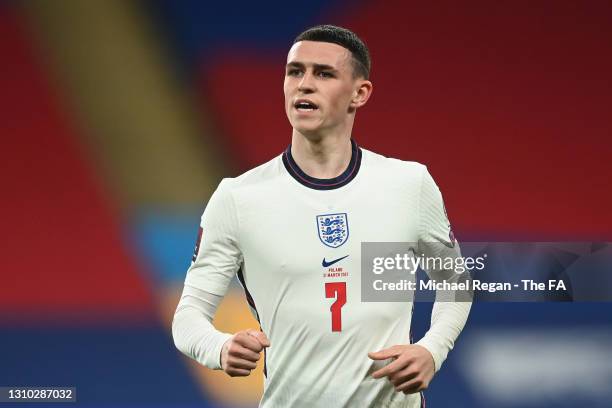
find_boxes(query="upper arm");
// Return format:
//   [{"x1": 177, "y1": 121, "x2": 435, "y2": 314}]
[
  {"x1": 416, "y1": 166, "x2": 460, "y2": 280},
  {"x1": 184, "y1": 179, "x2": 242, "y2": 296}
]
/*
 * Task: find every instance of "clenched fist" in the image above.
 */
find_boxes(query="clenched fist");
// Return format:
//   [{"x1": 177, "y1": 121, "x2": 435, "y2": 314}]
[{"x1": 221, "y1": 329, "x2": 270, "y2": 377}]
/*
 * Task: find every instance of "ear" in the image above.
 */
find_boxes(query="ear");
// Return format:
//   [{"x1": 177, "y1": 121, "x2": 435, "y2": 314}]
[{"x1": 350, "y1": 80, "x2": 373, "y2": 109}]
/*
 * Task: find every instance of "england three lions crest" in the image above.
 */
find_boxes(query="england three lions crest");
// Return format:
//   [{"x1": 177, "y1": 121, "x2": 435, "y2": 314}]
[{"x1": 317, "y1": 213, "x2": 349, "y2": 248}]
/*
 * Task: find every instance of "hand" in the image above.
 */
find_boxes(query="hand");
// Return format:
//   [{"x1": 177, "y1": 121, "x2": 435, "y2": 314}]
[
  {"x1": 221, "y1": 328, "x2": 270, "y2": 377},
  {"x1": 368, "y1": 344, "x2": 435, "y2": 394}
]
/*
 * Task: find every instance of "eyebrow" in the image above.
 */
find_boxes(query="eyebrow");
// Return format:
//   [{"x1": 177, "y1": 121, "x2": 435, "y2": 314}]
[{"x1": 286, "y1": 61, "x2": 338, "y2": 71}]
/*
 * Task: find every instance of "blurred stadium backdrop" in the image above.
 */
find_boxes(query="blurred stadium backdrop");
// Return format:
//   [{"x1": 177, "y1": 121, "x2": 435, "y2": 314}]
[{"x1": 1, "y1": 1, "x2": 611, "y2": 407}]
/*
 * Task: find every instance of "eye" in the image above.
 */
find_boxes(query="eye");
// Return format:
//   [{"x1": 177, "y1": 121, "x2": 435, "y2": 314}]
[
  {"x1": 318, "y1": 71, "x2": 333, "y2": 78},
  {"x1": 287, "y1": 69, "x2": 302, "y2": 77}
]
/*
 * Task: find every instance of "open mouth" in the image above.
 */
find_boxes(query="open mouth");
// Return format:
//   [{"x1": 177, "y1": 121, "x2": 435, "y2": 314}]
[{"x1": 294, "y1": 100, "x2": 319, "y2": 112}]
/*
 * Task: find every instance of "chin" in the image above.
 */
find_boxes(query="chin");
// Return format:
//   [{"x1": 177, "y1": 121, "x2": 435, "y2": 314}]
[
  {"x1": 295, "y1": 126, "x2": 324, "y2": 138},
  {"x1": 291, "y1": 120, "x2": 322, "y2": 135}
]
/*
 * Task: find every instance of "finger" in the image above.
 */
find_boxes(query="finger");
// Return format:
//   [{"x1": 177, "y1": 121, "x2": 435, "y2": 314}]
[
  {"x1": 226, "y1": 367, "x2": 252, "y2": 377},
  {"x1": 231, "y1": 345, "x2": 261, "y2": 362},
  {"x1": 247, "y1": 329, "x2": 271, "y2": 347},
  {"x1": 235, "y1": 332, "x2": 264, "y2": 352},
  {"x1": 396, "y1": 377, "x2": 425, "y2": 394},
  {"x1": 389, "y1": 367, "x2": 418, "y2": 386},
  {"x1": 372, "y1": 356, "x2": 411, "y2": 379},
  {"x1": 228, "y1": 357, "x2": 258, "y2": 370},
  {"x1": 368, "y1": 346, "x2": 402, "y2": 361},
  {"x1": 227, "y1": 339, "x2": 261, "y2": 360}
]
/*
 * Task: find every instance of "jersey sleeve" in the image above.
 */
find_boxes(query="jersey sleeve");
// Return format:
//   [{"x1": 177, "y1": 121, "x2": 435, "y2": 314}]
[
  {"x1": 185, "y1": 178, "x2": 242, "y2": 295},
  {"x1": 414, "y1": 166, "x2": 472, "y2": 372},
  {"x1": 172, "y1": 286, "x2": 231, "y2": 369},
  {"x1": 172, "y1": 179, "x2": 242, "y2": 369}
]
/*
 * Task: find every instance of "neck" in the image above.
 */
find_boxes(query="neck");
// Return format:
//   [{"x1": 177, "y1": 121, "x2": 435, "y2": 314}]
[{"x1": 290, "y1": 130, "x2": 352, "y2": 179}]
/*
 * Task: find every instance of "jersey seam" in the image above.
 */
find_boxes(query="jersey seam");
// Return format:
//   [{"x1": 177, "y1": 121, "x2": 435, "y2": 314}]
[
  {"x1": 416, "y1": 165, "x2": 427, "y2": 246},
  {"x1": 226, "y1": 182, "x2": 245, "y2": 269}
]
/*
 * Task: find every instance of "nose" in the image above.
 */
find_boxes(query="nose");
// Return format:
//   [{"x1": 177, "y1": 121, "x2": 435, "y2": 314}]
[{"x1": 298, "y1": 71, "x2": 315, "y2": 93}]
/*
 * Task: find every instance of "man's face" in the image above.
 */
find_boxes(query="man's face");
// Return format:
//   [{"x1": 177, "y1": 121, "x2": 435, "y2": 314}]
[{"x1": 284, "y1": 41, "x2": 361, "y2": 136}]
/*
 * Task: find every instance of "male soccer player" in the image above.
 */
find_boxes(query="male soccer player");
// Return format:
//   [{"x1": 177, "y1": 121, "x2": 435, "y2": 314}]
[{"x1": 173, "y1": 25, "x2": 471, "y2": 407}]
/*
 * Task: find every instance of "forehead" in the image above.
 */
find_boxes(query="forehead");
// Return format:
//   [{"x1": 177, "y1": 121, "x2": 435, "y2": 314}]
[{"x1": 287, "y1": 40, "x2": 351, "y2": 69}]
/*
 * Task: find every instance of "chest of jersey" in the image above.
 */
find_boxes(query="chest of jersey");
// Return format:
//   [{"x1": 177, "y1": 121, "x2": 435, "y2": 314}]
[{"x1": 234, "y1": 180, "x2": 418, "y2": 335}]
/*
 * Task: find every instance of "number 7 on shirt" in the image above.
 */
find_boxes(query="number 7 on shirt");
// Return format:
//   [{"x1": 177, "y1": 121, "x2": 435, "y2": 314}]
[{"x1": 325, "y1": 282, "x2": 347, "y2": 332}]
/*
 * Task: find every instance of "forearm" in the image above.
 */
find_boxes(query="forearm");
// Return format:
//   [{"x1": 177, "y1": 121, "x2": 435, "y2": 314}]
[
  {"x1": 415, "y1": 165, "x2": 472, "y2": 371},
  {"x1": 415, "y1": 299, "x2": 471, "y2": 372},
  {"x1": 172, "y1": 285, "x2": 232, "y2": 369}
]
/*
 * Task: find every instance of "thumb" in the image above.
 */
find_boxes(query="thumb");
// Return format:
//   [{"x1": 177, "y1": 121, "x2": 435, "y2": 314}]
[
  {"x1": 247, "y1": 329, "x2": 271, "y2": 347},
  {"x1": 368, "y1": 346, "x2": 400, "y2": 360}
]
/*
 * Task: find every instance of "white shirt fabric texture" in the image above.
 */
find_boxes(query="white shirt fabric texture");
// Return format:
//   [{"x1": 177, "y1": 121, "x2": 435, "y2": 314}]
[{"x1": 173, "y1": 143, "x2": 471, "y2": 408}]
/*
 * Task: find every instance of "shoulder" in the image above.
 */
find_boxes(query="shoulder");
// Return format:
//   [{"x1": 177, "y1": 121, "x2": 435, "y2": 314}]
[
  {"x1": 217, "y1": 154, "x2": 285, "y2": 194},
  {"x1": 361, "y1": 148, "x2": 429, "y2": 184}
]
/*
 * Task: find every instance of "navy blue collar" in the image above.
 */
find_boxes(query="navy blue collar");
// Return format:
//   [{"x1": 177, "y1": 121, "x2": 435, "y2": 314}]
[{"x1": 282, "y1": 139, "x2": 362, "y2": 190}]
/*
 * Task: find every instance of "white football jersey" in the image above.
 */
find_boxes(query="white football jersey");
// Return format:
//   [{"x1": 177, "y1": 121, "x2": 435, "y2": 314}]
[{"x1": 183, "y1": 140, "x2": 470, "y2": 408}]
